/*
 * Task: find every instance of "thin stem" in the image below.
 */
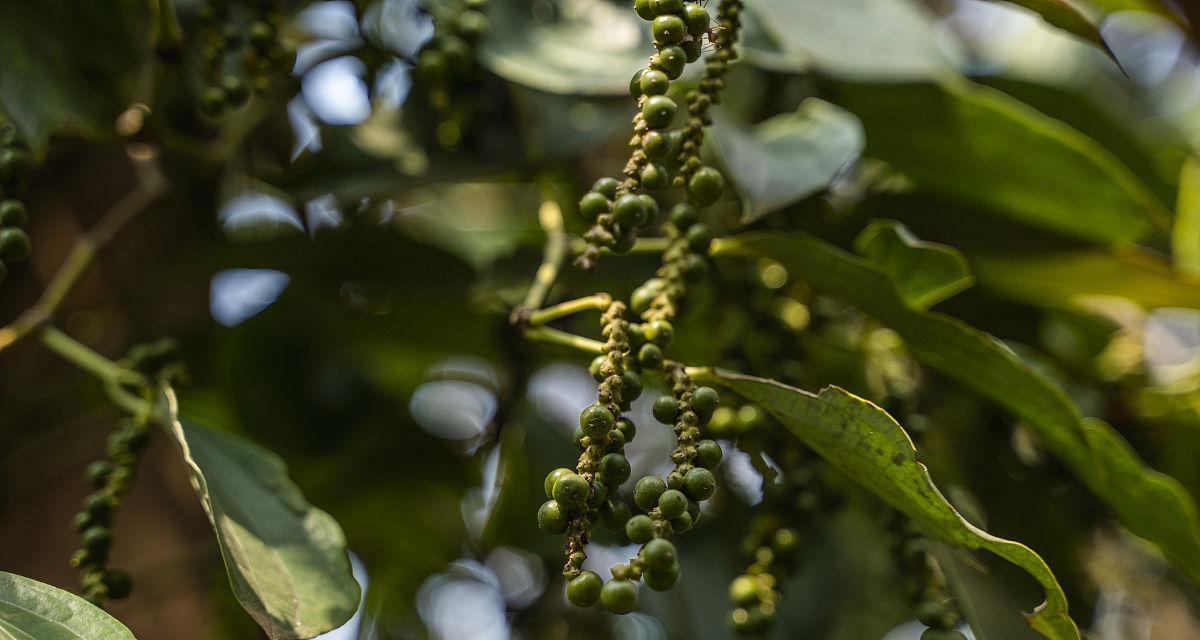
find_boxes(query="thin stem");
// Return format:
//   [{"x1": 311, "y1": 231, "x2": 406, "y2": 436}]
[
  {"x1": 569, "y1": 236, "x2": 670, "y2": 256},
  {"x1": 39, "y1": 326, "x2": 149, "y2": 414},
  {"x1": 0, "y1": 151, "x2": 166, "y2": 354},
  {"x1": 523, "y1": 326, "x2": 605, "y2": 355},
  {"x1": 520, "y1": 200, "x2": 569, "y2": 312},
  {"x1": 527, "y1": 294, "x2": 612, "y2": 327}
]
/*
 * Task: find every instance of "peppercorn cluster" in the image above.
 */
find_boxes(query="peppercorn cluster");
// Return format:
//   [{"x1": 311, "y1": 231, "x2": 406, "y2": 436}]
[
  {"x1": 0, "y1": 124, "x2": 33, "y2": 284},
  {"x1": 196, "y1": 0, "x2": 296, "y2": 118},
  {"x1": 891, "y1": 518, "x2": 967, "y2": 640},
  {"x1": 415, "y1": 0, "x2": 490, "y2": 148},
  {"x1": 575, "y1": 0, "x2": 740, "y2": 269}
]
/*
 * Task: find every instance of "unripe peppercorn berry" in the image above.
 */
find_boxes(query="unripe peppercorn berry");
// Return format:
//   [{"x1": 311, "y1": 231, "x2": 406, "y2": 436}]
[
  {"x1": 691, "y1": 386, "x2": 719, "y2": 417},
  {"x1": 652, "y1": 15, "x2": 686, "y2": 44},
  {"x1": 683, "y1": 39, "x2": 702, "y2": 63},
  {"x1": 669, "y1": 511, "x2": 693, "y2": 532},
  {"x1": 684, "y1": 3, "x2": 710, "y2": 37},
  {"x1": 729, "y1": 575, "x2": 758, "y2": 605},
  {"x1": 658, "y1": 488, "x2": 687, "y2": 518},
  {"x1": 640, "y1": 163, "x2": 668, "y2": 190},
  {"x1": 606, "y1": 428, "x2": 627, "y2": 452},
  {"x1": 613, "y1": 194, "x2": 646, "y2": 227},
  {"x1": 638, "y1": 343, "x2": 663, "y2": 369},
  {"x1": 684, "y1": 467, "x2": 716, "y2": 500},
  {"x1": 686, "y1": 223, "x2": 713, "y2": 253},
  {"x1": 0, "y1": 200, "x2": 27, "y2": 227},
  {"x1": 0, "y1": 148, "x2": 32, "y2": 188},
  {"x1": 598, "y1": 499, "x2": 631, "y2": 530},
  {"x1": 687, "y1": 166, "x2": 725, "y2": 206},
  {"x1": 652, "y1": 395, "x2": 678, "y2": 424},
  {"x1": 634, "y1": 0, "x2": 656, "y2": 20},
  {"x1": 634, "y1": 475, "x2": 667, "y2": 511},
  {"x1": 579, "y1": 192, "x2": 610, "y2": 221},
  {"x1": 567, "y1": 571, "x2": 603, "y2": 607},
  {"x1": 643, "y1": 563, "x2": 680, "y2": 591},
  {"x1": 639, "y1": 69, "x2": 670, "y2": 95},
  {"x1": 538, "y1": 500, "x2": 568, "y2": 534},
  {"x1": 655, "y1": 46, "x2": 687, "y2": 79},
  {"x1": 626, "y1": 514, "x2": 655, "y2": 543},
  {"x1": 695, "y1": 439, "x2": 723, "y2": 468},
  {"x1": 669, "y1": 202, "x2": 698, "y2": 230},
  {"x1": 641, "y1": 538, "x2": 677, "y2": 570},
  {"x1": 600, "y1": 453, "x2": 632, "y2": 485},
  {"x1": 645, "y1": 319, "x2": 674, "y2": 345},
  {"x1": 601, "y1": 578, "x2": 638, "y2": 614},
  {"x1": 638, "y1": 194, "x2": 660, "y2": 225},
  {"x1": 616, "y1": 417, "x2": 637, "y2": 441},
  {"x1": 642, "y1": 130, "x2": 669, "y2": 159},
  {"x1": 82, "y1": 526, "x2": 113, "y2": 555},
  {"x1": 593, "y1": 177, "x2": 620, "y2": 199},
  {"x1": 652, "y1": 0, "x2": 683, "y2": 14},
  {"x1": 0, "y1": 227, "x2": 31, "y2": 262},
  {"x1": 631, "y1": 286, "x2": 656, "y2": 314},
  {"x1": 642, "y1": 95, "x2": 676, "y2": 129},
  {"x1": 589, "y1": 355, "x2": 607, "y2": 381},
  {"x1": 580, "y1": 403, "x2": 615, "y2": 439},
  {"x1": 103, "y1": 570, "x2": 133, "y2": 599},
  {"x1": 553, "y1": 473, "x2": 590, "y2": 509}
]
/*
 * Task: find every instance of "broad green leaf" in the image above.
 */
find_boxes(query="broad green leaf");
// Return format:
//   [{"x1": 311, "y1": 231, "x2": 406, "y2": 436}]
[
  {"x1": 159, "y1": 389, "x2": 360, "y2": 640},
  {"x1": 713, "y1": 231, "x2": 1200, "y2": 586},
  {"x1": 854, "y1": 219, "x2": 974, "y2": 309},
  {"x1": 1173, "y1": 158, "x2": 1200, "y2": 275},
  {"x1": 971, "y1": 246, "x2": 1200, "y2": 311},
  {"x1": 741, "y1": 0, "x2": 965, "y2": 79},
  {"x1": 836, "y1": 78, "x2": 1170, "y2": 243},
  {"x1": 709, "y1": 99, "x2": 863, "y2": 223},
  {"x1": 982, "y1": 0, "x2": 1119, "y2": 65},
  {"x1": 688, "y1": 370, "x2": 1078, "y2": 640},
  {"x1": 478, "y1": 0, "x2": 650, "y2": 95},
  {"x1": 0, "y1": 1, "x2": 148, "y2": 156},
  {"x1": 0, "y1": 572, "x2": 135, "y2": 640}
]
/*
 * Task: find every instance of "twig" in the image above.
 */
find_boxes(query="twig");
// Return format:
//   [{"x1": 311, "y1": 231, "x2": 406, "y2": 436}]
[
  {"x1": 527, "y1": 294, "x2": 612, "y2": 327},
  {"x1": 518, "y1": 200, "x2": 569, "y2": 315},
  {"x1": 0, "y1": 151, "x2": 167, "y2": 354},
  {"x1": 39, "y1": 326, "x2": 148, "y2": 415},
  {"x1": 523, "y1": 326, "x2": 605, "y2": 355}
]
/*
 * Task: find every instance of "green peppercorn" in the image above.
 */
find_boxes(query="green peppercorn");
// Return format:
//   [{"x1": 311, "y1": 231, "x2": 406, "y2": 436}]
[
  {"x1": 456, "y1": 10, "x2": 490, "y2": 41},
  {"x1": 600, "y1": 453, "x2": 632, "y2": 485},
  {"x1": 606, "y1": 428, "x2": 627, "y2": 452},
  {"x1": 687, "y1": 166, "x2": 724, "y2": 206},
  {"x1": 655, "y1": 45, "x2": 687, "y2": 78},
  {"x1": 652, "y1": 15, "x2": 687, "y2": 44},
  {"x1": 86, "y1": 461, "x2": 114, "y2": 489},
  {"x1": 579, "y1": 191, "x2": 611, "y2": 222},
  {"x1": 773, "y1": 528, "x2": 799, "y2": 553},
  {"x1": 658, "y1": 488, "x2": 687, "y2": 518},
  {"x1": 642, "y1": 95, "x2": 677, "y2": 129},
  {"x1": 85, "y1": 493, "x2": 116, "y2": 520},
  {"x1": 729, "y1": 575, "x2": 758, "y2": 605},
  {"x1": 593, "y1": 177, "x2": 620, "y2": 199},
  {"x1": 737, "y1": 404, "x2": 768, "y2": 432},
  {"x1": 552, "y1": 472, "x2": 590, "y2": 509},
  {"x1": 103, "y1": 569, "x2": 133, "y2": 599},
  {"x1": 666, "y1": 470, "x2": 685, "y2": 490},
  {"x1": 638, "y1": 343, "x2": 663, "y2": 369},
  {"x1": 538, "y1": 500, "x2": 568, "y2": 534},
  {"x1": 0, "y1": 227, "x2": 30, "y2": 262},
  {"x1": 668, "y1": 202, "x2": 698, "y2": 230},
  {"x1": 639, "y1": 69, "x2": 670, "y2": 95},
  {"x1": 626, "y1": 514, "x2": 654, "y2": 543},
  {"x1": 641, "y1": 538, "x2": 677, "y2": 571},
  {"x1": 691, "y1": 386, "x2": 719, "y2": 418},
  {"x1": 915, "y1": 600, "x2": 952, "y2": 628},
  {"x1": 684, "y1": 467, "x2": 716, "y2": 500},
  {"x1": 633, "y1": 476, "x2": 666, "y2": 511},
  {"x1": 637, "y1": 194, "x2": 660, "y2": 226},
  {"x1": 686, "y1": 498, "x2": 701, "y2": 520},
  {"x1": 630, "y1": 286, "x2": 656, "y2": 314},
  {"x1": 634, "y1": 0, "x2": 656, "y2": 20},
  {"x1": 0, "y1": 200, "x2": 27, "y2": 227},
  {"x1": 652, "y1": 395, "x2": 678, "y2": 424},
  {"x1": 685, "y1": 222, "x2": 713, "y2": 253},
  {"x1": 622, "y1": 370, "x2": 644, "y2": 401},
  {"x1": 222, "y1": 74, "x2": 250, "y2": 107},
  {"x1": 419, "y1": 49, "x2": 448, "y2": 79},
  {"x1": 645, "y1": 319, "x2": 674, "y2": 346},
  {"x1": 642, "y1": 130, "x2": 670, "y2": 159},
  {"x1": 612, "y1": 194, "x2": 646, "y2": 227},
  {"x1": 199, "y1": 86, "x2": 227, "y2": 116},
  {"x1": 695, "y1": 439, "x2": 723, "y2": 468},
  {"x1": 684, "y1": 3, "x2": 710, "y2": 36},
  {"x1": 580, "y1": 403, "x2": 615, "y2": 439},
  {"x1": 71, "y1": 512, "x2": 93, "y2": 532},
  {"x1": 567, "y1": 570, "x2": 603, "y2": 607},
  {"x1": 601, "y1": 578, "x2": 638, "y2": 614},
  {"x1": 669, "y1": 511, "x2": 693, "y2": 532},
  {"x1": 598, "y1": 499, "x2": 632, "y2": 530},
  {"x1": 616, "y1": 417, "x2": 637, "y2": 441},
  {"x1": 643, "y1": 562, "x2": 680, "y2": 591},
  {"x1": 640, "y1": 163, "x2": 669, "y2": 191},
  {"x1": 588, "y1": 479, "x2": 610, "y2": 508},
  {"x1": 82, "y1": 526, "x2": 113, "y2": 555},
  {"x1": 629, "y1": 68, "x2": 645, "y2": 97},
  {"x1": 652, "y1": 0, "x2": 684, "y2": 14},
  {"x1": 682, "y1": 253, "x2": 708, "y2": 280},
  {"x1": 682, "y1": 38, "x2": 702, "y2": 63},
  {"x1": 0, "y1": 148, "x2": 31, "y2": 189},
  {"x1": 589, "y1": 355, "x2": 607, "y2": 382}
]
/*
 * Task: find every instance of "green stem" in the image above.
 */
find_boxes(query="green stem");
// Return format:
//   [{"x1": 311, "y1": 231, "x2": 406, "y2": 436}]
[
  {"x1": 527, "y1": 294, "x2": 612, "y2": 327},
  {"x1": 520, "y1": 200, "x2": 569, "y2": 312},
  {"x1": 523, "y1": 326, "x2": 605, "y2": 355},
  {"x1": 39, "y1": 326, "x2": 148, "y2": 414}
]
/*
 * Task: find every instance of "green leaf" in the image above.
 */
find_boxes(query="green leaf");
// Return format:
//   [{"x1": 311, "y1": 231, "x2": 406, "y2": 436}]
[
  {"x1": 159, "y1": 389, "x2": 360, "y2": 640},
  {"x1": 478, "y1": 0, "x2": 649, "y2": 95},
  {"x1": 709, "y1": 99, "x2": 863, "y2": 223},
  {"x1": 970, "y1": 246, "x2": 1200, "y2": 311},
  {"x1": 854, "y1": 219, "x2": 974, "y2": 309},
  {"x1": 0, "y1": 571, "x2": 135, "y2": 640},
  {"x1": 688, "y1": 370, "x2": 1078, "y2": 640},
  {"x1": 741, "y1": 0, "x2": 964, "y2": 79},
  {"x1": 836, "y1": 78, "x2": 1170, "y2": 243},
  {"x1": 981, "y1": 0, "x2": 1119, "y2": 66},
  {"x1": 713, "y1": 231, "x2": 1200, "y2": 587},
  {"x1": 0, "y1": 1, "x2": 148, "y2": 156},
  {"x1": 1173, "y1": 158, "x2": 1200, "y2": 275}
]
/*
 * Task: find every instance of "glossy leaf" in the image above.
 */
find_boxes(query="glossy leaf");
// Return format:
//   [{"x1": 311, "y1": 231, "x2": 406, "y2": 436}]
[
  {"x1": 1174, "y1": 158, "x2": 1200, "y2": 275},
  {"x1": 478, "y1": 0, "x2": 650, "y2": 95},
  {"x1": 688, "y1": 370, "x2": 1078, "y2": 640},
  {"x1": 983, "y1": 0, "x2": 1119, "y2": 65},
  {"x1": 836, "y1": 78, "x2": 1170, "y2": 243},
  {"x1": 713, "y1": 231, "x2": 1200, "y2": 586},
  {"x1": 0, "y1": 571, "x2": 135, "y2": 640},
  {"x1": 971, "y1": 246, "x2": 1200, "y2": 311},
  {"x1": 0, "y1": 1, "x2": 147, "y2": 155},
  {"x1": 854, "y1": 219, "x2": 974, "y2": 309},
  {"x1": 741, "y1": 0, "x2": 964, "y2": 79},
  {"x1": 160, "y1": 389, "x2": 360, "y2": 639},
  {"x1": 710, "y1": 99, "x2": 863, "y2": 223}
]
